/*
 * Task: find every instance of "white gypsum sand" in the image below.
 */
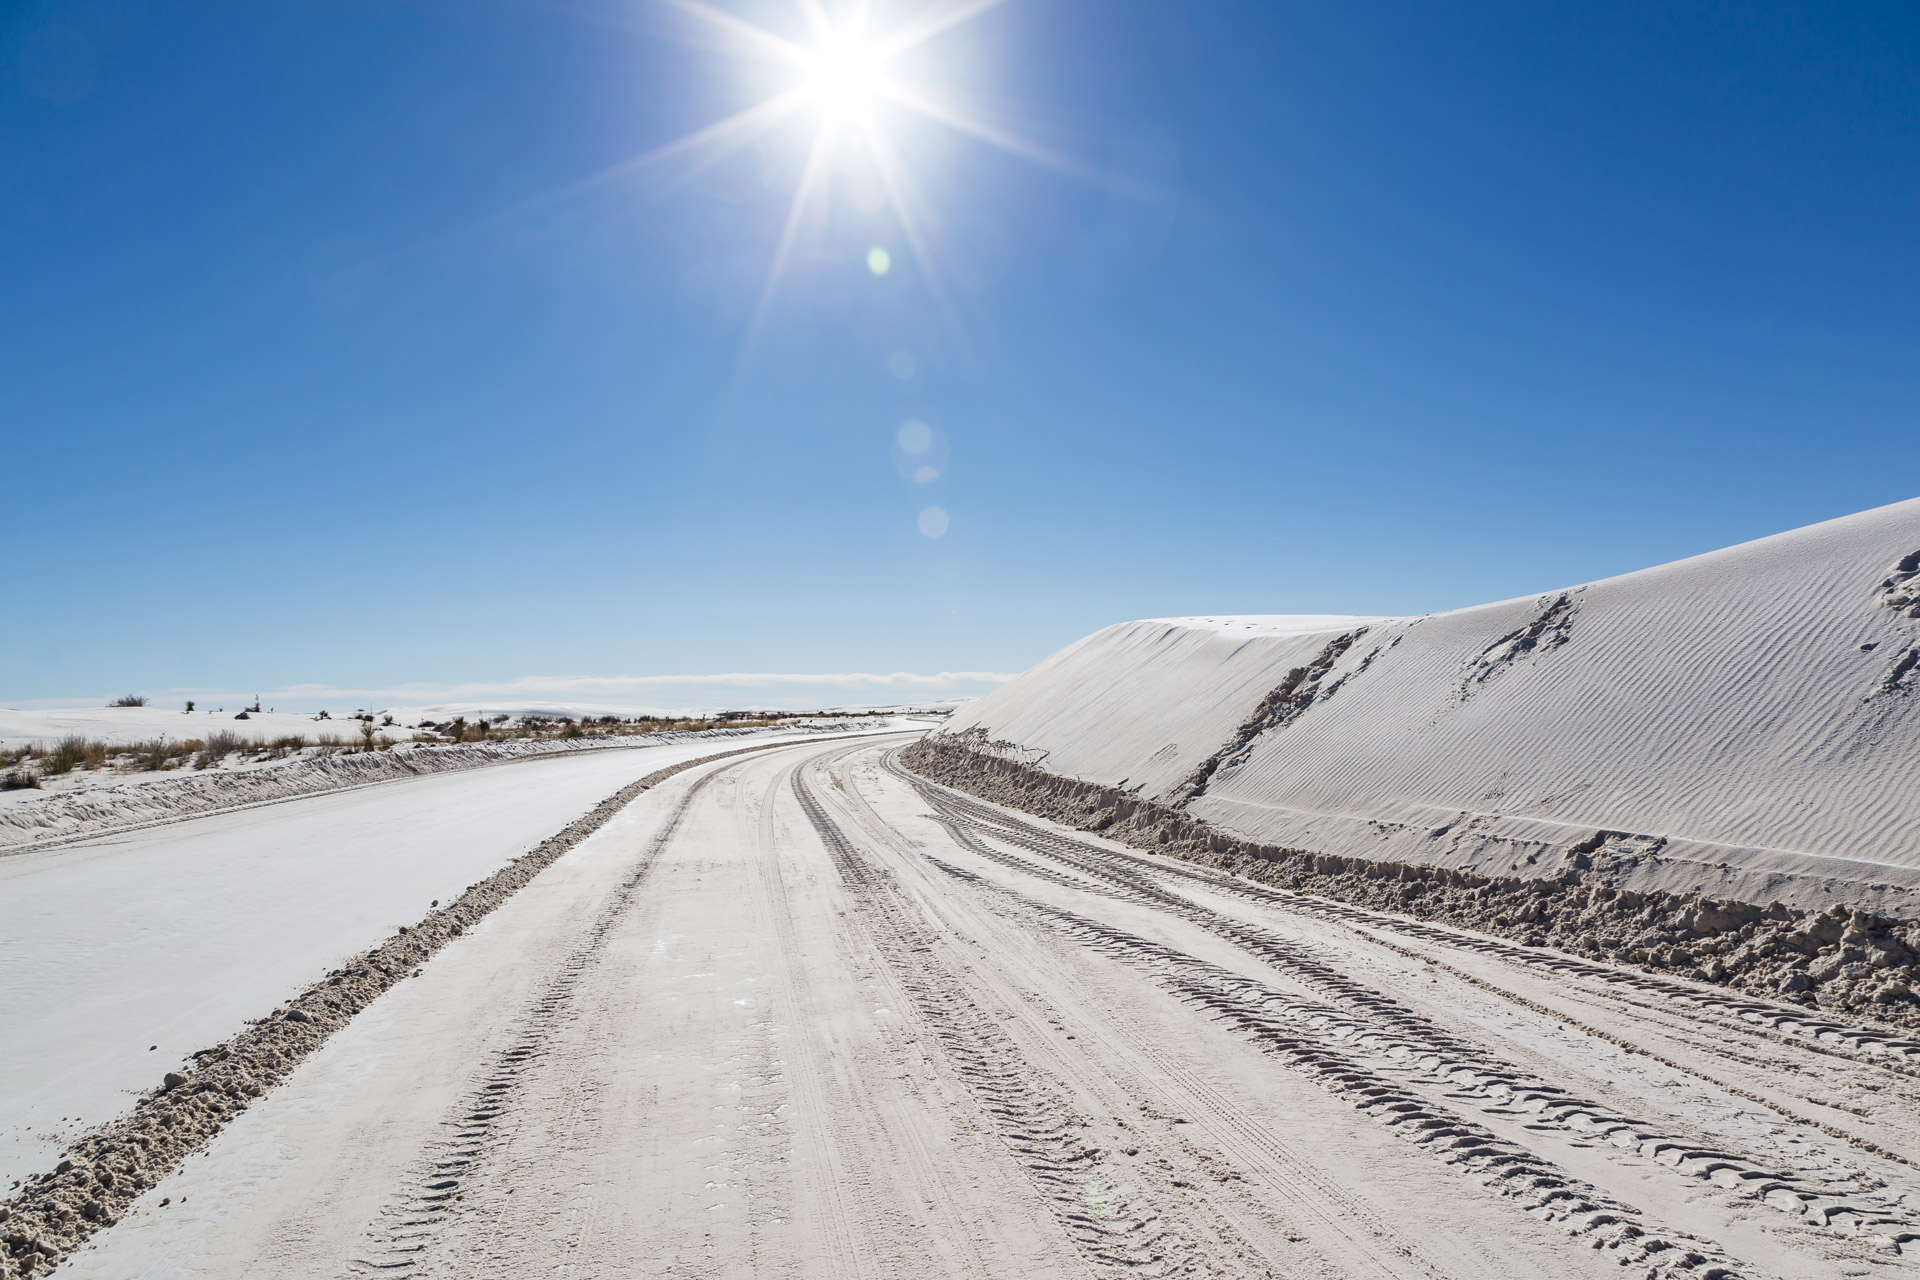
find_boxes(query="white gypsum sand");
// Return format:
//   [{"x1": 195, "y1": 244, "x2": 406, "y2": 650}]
[
  {"x1": 0, "y1": 725, "x2": 901, "y2": 1187},
  {"x1": 33, "y1": 740, "x2": 1916, "y2": 1280},
  {"x1": 11, "y1": 511, "x2": 1920, "y2": 1280},
  {"x1": 0, "y1": 720, "x2": 878, "y2": 851},
  {"x1": 936, "y1": 497, "x2": 1920, "y2": 916}
]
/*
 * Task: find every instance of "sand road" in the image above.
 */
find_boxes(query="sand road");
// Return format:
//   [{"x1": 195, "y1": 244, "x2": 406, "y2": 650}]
[
  {"x1": 57, "y1": 738, "x2": 1920, "y2": 1278},
  {"x1": 0, "y1": 732, "x2": 878, "y2": 1190}
]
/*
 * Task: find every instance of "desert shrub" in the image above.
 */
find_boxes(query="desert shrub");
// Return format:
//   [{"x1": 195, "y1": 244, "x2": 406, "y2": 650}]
[
  {"x1": 109, "y1": 693, "x2": 148, "y2": 707},
  {"x1": 1, "y1": 768, "x2": 39, "y2": 790},
  {"x1": 562, "y1": 722, "x2": 585, "y2": 739},
  {"x1": 44, "y1": 735, "x2": 88, "y2": 775},
  {"x1": 196, "y1": 730, "x2": 245, "y2": 769},
  {"x1": 134, "y1": 738, "x2": 180, "y2": 771},
  {"x1": 83, "y1": 741, "x2": 109, "y2": 770},
  {"x1": 271, "y1": 735, "x2": 307, "y2": 752}
]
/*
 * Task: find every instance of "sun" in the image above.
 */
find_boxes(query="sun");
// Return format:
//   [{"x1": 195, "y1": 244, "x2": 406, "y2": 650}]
[
  {"x1": 803, "y1": 30, "x2": 887, "y2": 118},
  {"x1": 559, "y1": 1, "x2": 1089, "y2": 340}
]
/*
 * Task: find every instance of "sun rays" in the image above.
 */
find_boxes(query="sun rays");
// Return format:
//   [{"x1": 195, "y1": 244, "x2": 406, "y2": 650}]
[{"x1": 611, "y1": 0, "x2": 1078, "y2": 342}]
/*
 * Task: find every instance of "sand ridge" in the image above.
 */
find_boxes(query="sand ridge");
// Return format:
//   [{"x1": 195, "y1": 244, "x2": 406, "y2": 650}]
[{"x1": 939, "y1": 497, "x2": 1920, "y2": 915}]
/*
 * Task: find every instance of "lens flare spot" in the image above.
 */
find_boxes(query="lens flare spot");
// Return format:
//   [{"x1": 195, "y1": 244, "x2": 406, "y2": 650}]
[
  {"x1": 887, "y1": 349, "x2": 916, "y2": 378},
  {"x1": 917, "y1": 506, "x2": 949, "y2": 538},
  {"x1": 896, "y1": 420, "x2": 933, "y2": 454},
  {"x1": 866, "y1": 246, "x2": 892, "y2": 275},
  {"x1": 913, "y1": 465, "x2": 939, "y2": 483}
]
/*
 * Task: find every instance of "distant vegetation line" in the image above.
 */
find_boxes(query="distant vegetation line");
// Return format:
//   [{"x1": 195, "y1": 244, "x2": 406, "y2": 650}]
[{"x1": 0, "y1": 709, "x2": 902, "y2": 790}]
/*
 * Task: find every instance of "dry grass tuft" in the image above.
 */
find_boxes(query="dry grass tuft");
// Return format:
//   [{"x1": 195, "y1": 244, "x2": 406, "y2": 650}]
[
  {"x1": 44, "y1": 735, "x2": 88, "y2": 775},
  {"x1": 197, "y1": 730, "x2": 245, "y2": 769},
  {"x1": 130, "y1": 738, "x2": 191, "y2": 772}
]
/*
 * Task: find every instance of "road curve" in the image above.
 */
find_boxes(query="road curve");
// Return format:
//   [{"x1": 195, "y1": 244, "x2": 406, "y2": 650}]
[
  {"x1": 0, "y1": 730, "x2": 886, "y2": 1188},
  {"x1": 50, "y1": 738, "x2": 1920, "y2": 1279}
]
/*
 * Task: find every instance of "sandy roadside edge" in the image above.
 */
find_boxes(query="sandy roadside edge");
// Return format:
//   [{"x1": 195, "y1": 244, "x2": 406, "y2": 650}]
[
  {"x1": 898, "y1": 734, "x2": 1920, "y2": 1044},
  {"x1": 0, "y1": 723, "x2": 869, "y2": 858},
  {"x1": 0, "y1": 732, "x2": 906, "y2": 1278}
]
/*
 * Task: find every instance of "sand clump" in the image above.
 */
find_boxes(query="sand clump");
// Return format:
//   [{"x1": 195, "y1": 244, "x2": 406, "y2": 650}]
[
  {"x1": 903, "y1": 731, "x2": 1920, "y2": 1033},
  {"x1": 0, "y1": 739, "x2": 807, "y2": 1278}
]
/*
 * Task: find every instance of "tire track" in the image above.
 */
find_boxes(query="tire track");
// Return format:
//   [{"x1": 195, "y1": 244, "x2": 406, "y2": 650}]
[
  {"x1": 905, "y1": 757, "x2": 1920, "y2": 1179},
  {"x1": 1, "y1": 737, "x2": 833, "y2": 1280},
  {"x1": 343, "y1": 759, "x2": 737, "y2": 1275},
  {"x1": 899, "y1": 758, "x2": 1920, "y2": 1246},
  {"x1": 915, "y1": 763, "x2": 1920, "y2": 1073},
  {"x1": 921, "y1": 853, "x2": 1751, "y2": 1280},
  {"x1": 824, "y1": 753, "x2": 1479, "y2": 1280},
  {"x1": 790, "y1": 765, "x2": 1197, "y2": 1277},
  {"x1": 749, "y1": 757, "x2": 898, "y2": 1280},
  {"x1": 788, "y1": 751, "x2": 1061, "y2": 1280}
]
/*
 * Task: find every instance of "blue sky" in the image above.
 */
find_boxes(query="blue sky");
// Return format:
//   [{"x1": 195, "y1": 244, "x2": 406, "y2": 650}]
[{"x1": 6, "y1": 1, "x2": 1920, "y2": 710}]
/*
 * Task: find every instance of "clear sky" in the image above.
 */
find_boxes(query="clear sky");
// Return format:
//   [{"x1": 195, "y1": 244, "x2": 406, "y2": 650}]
[{"x1": 6, "y1": 1, "x2": 1920, "y2": 710}]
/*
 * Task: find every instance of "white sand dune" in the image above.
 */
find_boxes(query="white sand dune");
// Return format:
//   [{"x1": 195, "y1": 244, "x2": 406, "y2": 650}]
[{"x1": 941, "y1": 497, "x2": 1920, "y2": 914}]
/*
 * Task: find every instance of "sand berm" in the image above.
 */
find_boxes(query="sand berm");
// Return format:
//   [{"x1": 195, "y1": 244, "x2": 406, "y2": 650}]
[{"x1": 912, "y1": 496, "x2": 1920, "y2": 1027}]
